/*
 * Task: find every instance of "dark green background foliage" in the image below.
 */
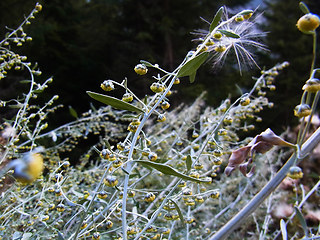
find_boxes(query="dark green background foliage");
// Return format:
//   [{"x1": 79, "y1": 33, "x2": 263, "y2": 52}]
[{"x1": 0, "y1": 0, "x2": 319, "y2": 130}]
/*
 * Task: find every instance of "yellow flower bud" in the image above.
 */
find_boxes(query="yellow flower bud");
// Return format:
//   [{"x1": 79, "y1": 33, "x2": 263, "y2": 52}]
[
  {"x1": 35, "y1": 3, "x2": 42, "y2": 12},
  {"x1": 144, "y1": 192, "x2": 156, "y2": 202},
  {"x1": 302, "y1": 78, "x2": 320, "y2": 93},
  {"x1": 122, "y1": 93, "x2": 133, "y2": 102},
  {"x1": 294, "y1": 104, "x2": 311, "y2": 118},
  {"x1": 297, "y1": 13, "x2": 320, "y2": 32},
  {"x1": 235, "y1": 15, "x2": 244, "y2": 22},
  {"x1": 134, "y1": 64, "x2": 148, "y2": 75},
  {"x1": 287, "y1": 166, "x2": 303, "y2": 179},
  {"x1": 100, "y1": 80, "x2": 114, "y2": 91},
  {"x1": 214, "y1": 45, "x2": 226, "y2": 52},
  {"x1": 9, "y1": 147, "x2": 44, "y2": 184}
]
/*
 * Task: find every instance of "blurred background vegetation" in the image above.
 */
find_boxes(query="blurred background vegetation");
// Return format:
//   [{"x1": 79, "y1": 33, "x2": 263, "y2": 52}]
[{"x1": 0, "y1": 0, "x2": 319, "y2": 133}]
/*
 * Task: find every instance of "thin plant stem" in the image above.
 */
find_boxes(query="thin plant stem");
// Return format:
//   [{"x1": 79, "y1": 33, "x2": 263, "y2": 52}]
[
  {"x1": 297, "y1": 31, "x2": 318, "y2": 146},
  {"x1": 121, "y1": 74, "x2": 177, "y2": 240},
  {"x1": 310, "y1": 32, "x2": 317, "y2": 78}
]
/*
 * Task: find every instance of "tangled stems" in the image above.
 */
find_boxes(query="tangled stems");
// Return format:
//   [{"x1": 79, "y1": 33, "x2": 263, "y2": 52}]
[
  {"x1": 0, "y1": 4, "x2": 39, "y2": 46},
  {"x1": 0, "y1": 4, "x2": 298, "y2": 239},
  {"x1": 210, "y1": 126, "x2": 320, "y2": 240},
  {"x1": 296, "y1": 31, "x2": 318, "y2": 146},
  {"x1": 121, "y1": 74, "x2": 178, "y2": 239},
  {"x1": 0, "y1": 63, "x2": 35, "y2": 165}
]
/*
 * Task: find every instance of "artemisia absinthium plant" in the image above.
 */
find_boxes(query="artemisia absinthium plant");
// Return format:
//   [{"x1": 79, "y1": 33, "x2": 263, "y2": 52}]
[
  {"x1": 210, "y1": 3, "x2": 320, "y2": 240},
  {"x1": 84, "y1": 6, "x2": 287, "y2": 240},
  {"x1": 0, "y1": 3, "x2": 299, "y2": 240},
  {"x1": 0, "y1": 2, "x2": 57, "y2": 185},
  {"x1": 0, "y1": 3, "x2": 136, "y2": 239}
]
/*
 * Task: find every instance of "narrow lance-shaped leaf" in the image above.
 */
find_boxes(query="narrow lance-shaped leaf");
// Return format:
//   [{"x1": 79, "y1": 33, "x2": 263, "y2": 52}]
[
  {"x1": 68, "y1": 106, "x2": 78, "y2": 119},
  {"x1": 299, "y1": 2, "x2": 310, "y2": 14},
  {"x1": 169, "y1": 199, "x2": 185, "y2": 226},
  {"x1": 20, "y1": 80, "x2": 32, "y2": 84},
  {"x1": 33, "y1": 89, "x2": 44, "y2": 94},
  {"x1": 210, "y1": 6, "x2": 224, "y2": 32},
  {"x1": 103, "y1": 139, "x2": 112, "y2": 150},
  {"x1": 134, "y1": 160, "x2": 211, "y2": 183},
  {"x1": 87, "y1": 91, "x2": 144, "y2": 113},
  {"x1": 177, "y1": 52, "x2": 209, "y2": 78},
  {"x1": 294, "y1": 207, "x2": 309, "y2": 237},
  {"x1": 140, "y1": 60, "x2": 154, "y2": 67},
  {"x1": 238, "y1": 10, "x2": 254, "y2": 16},
  {"x1": 219, "y1": 29, "x2": 240, "y2": 38},
  {"x1": 186, "y1": 155, "x2": 192, "y2": 172}
]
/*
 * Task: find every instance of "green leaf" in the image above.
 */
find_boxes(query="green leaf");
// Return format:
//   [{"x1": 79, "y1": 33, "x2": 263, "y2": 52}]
[
  {"x1": 33, "y1": 89, "x2": 43, "y2": 94},
  {"x1": 140, "y1": 60, "x2": 154, "y2": 67},
  {"x1": 103, "y1": 139, "x2": 112, "y2": 150},
  {"x1": 8, "y1": 104, "x2": 24, "y2": 109},
  {"x1": 20, "y1": 80, "x2": 32, "y2": 84},
  {"x1": 169, "y1": 199, "x2": 185, "y2": 226},
  {"x1": 294, "y1": 207, "x2": 309, "y2": 237},
  {"x1": 219, "y1": 29, "x2": 240, "y2": 38},
  {"x1": 143, "y1": 95, "x2": 148, "y2": 105},
  {"x1": 177, "y1": 52, "x2": 209, "y2": 78},
  {"x1": 189, "y1": 71, "x2": 196, "y2": 83},
  {"x1": 210, "y1": 7, "x2": 224, "y2": 32},
  {"x1": 134, "y1": 160, "x2": 211, "y2": 183},
  {"x1": 121, "y1": 114, "x2": 139, "y2": 119},
  {"x1": 186, "y1": 155, "x2": 192, "y2": 172},
  {"x1": 121, "y1": 166, "x2": 130, "y2": 175},
  {"x1": 68, "y1": 106, "x2": 78, "y2": 119},
  {"x1": 280, "y1": 219, "x2": 287, "y2": 240},
  {"x1": 87, "y1": 91, "x2": 144, "y2": 113},
  {"x1": 299, "y1": 2, "x2": 310, "y2": 14},
  {"x1": 239, "y1": 10, "x2": 254, "y2": 16}
]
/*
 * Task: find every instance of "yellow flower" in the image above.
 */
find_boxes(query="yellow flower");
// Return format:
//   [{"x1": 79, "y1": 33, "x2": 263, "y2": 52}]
[
  {"x1": 134, "y1": 64, "x2": 148, "y2": 75},
  {"x1": 294, "y1": 104, "x2": 311, "y2": 118},
  {"x1": 144, "y1": 192, "x2": 156, "y2": 202},
  {"x1": 302, "y1": 78, "x2": 320, "y2": 93},
  {"x1": 100, "y1": 80, "x2": 114, "y2": 91},
  {"x1": 297, "y1": 13, "x2": 320, "y2": 32},
  {"x1": 104, "y1": 175, "x2": 118, "y2": 187},
  {"x1": 214, "y1": 45, "x2": 226, "y2": 53},
  {"x1": 9, "y1": 147, "x2": 44, "y2": 184},
  {"x1": 287, "y1": 166, "x2": 303, "y2": 179},
  {"x1": 35, "y1": 3, "x2": 42, "y2": 12}
]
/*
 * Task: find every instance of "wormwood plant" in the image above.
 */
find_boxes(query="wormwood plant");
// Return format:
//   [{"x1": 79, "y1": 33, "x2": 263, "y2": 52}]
[{"x1": 1, "y1": 2, "x2": 320, "y2": 240}]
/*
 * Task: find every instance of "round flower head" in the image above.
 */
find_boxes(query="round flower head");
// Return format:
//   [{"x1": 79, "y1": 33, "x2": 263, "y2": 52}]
[
  {"x1": 35, "y1": 3, "x2": 42, "y2": 12},
  {"x1": 134, "y1": 64, "x2": 148, "y2": 75},
  {"x1": 302, "y1": 78, "x2": 320, "y2": 93},
  {"x1": 8, "y1": 147, "x2": 44, "y2": 184},
  {"x1": 122, "y1": 93, "x2": 133, "y2": 102},
  {"x1": 294, "y1": 104, "x2": 311, "y2": 118},
  {"x1": 287, "y1": 166, "x2": 303, "y2": 179},
  {"x1": 100, "y1": 80, "x2": 114, "y2": 91},
  {"x1": 297, "y1": 13, "x2": 320, "y2": 33}
]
